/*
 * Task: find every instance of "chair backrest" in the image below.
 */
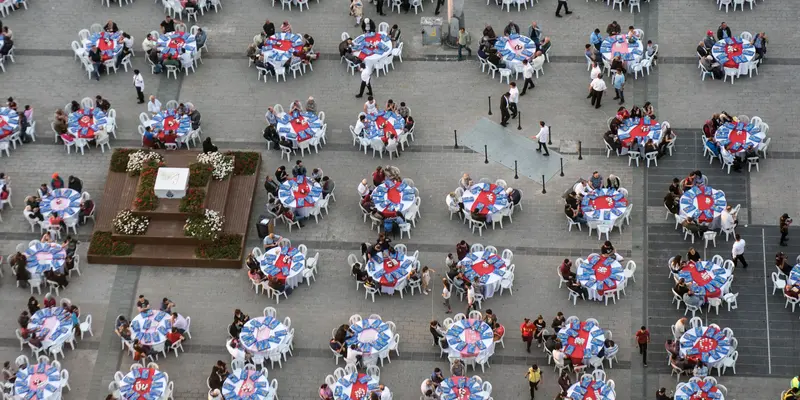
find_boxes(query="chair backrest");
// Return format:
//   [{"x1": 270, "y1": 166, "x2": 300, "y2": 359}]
[
  {"x1": 378, "y1": 22, "x2": 390, "y2": 34},
  {"x1": 349, "y1": 314, "x2": 362, "y2": 325},
  {"x1": 470, "y1": 243, "x2": 484, "y2": 253}
]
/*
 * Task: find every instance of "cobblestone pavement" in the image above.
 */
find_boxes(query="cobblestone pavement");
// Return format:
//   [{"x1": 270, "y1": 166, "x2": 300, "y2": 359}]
[{"x1": 0, "y1": 0, "x2": 797, "y2": 399}]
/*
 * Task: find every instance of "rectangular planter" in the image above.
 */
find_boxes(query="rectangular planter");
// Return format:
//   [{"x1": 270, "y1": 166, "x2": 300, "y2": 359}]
[{"x1": 87, "y1": 254, "x2": 242, "y2": 269}]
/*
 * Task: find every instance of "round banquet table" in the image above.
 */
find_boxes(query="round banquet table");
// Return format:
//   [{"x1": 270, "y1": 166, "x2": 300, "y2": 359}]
[
  {"x1": 366, "y1": 249, "x2": 415, "y2": 294},
  {"x1": 566, "y1": 377, "x2": 616, "y2": 400},
  {"x1": 0, "y1": 107, "x2": 19, "y2": 140},
  {"x1": 277, "y1": 175, "x2": 322, "y2": 217},
  {"x1": 276, "y1": 110, "x2": 323, "y2": 148},
  {"x1": 457, "y1": 250, "x2": 509, "y2": 298},
  {"x1": 239, "y1": 316, "x2": 290, "y2": 356},
  {"x1": 130, "y1": 309, "x2": 173, "y2": 346},
  {"x1": 263, "y1": 33, "x2": 304, "y2": 68},
  {"x1": 27, "y1": 307, "x2": 73, "y2": 350},
  {"x1": 675, "y1": 380, "x2": 725, "y2": 400},
  {"x1": 600, "y1": 35, "x2": 644, "y2": 63},
  {"x1": 557, "y1": 319, "x2": 606, "y2": 366},
  {"x1": 223, "y1": 369, "x2": 275, "y2": 400},
  {"x1": 679, "y1": 325, "x2": 732, "y2": 366},
  {"x1": 679, "y1": 185, "x2": 726, "y2": 224},
  {"x1": 444, "y1": 319, "x2": 495, "y2": 361},
  {"x1": 157, "y1": 31, "x2": 197, "y2": 60},
  {"x1": 677, "y1": 261, "x2": 732, "y2": 300},
  {"x1": 363, "y1": 110, "x2": 405, "y2": 144},
  {"x1": 617, "y1": 117, "x2": 662, "y2": 148},
  {"x1": 711, "y1": 37, "x2": 755, "y2": 69},
  {"x1": 787, "y1": 264, "x2": 800, "y2": 286},
  {"x1": 714, "y1": 121, "x2": 765, "y2": 154},
  {"x1": 461, "y1": 183, "x2": 510, "y2": 222},
  {"x1": 346, "y1": 319, "x2": 395, "y2": 359},
  {"x1": 119, "y1": 367, "x2": 169, "y2": 400},
  {"x1": 352, "y1": 32, "x2": 392, "y2": 68},
  {"x1": 67, "y1": 107, "x2": 107, "y2": 139},
  {"x1": 330, "y1": 372, "x2": 380, "y2": 400},
  {"x1": 25, "y1": 242, "x2": 66, "y2": 277},
  {"x1": 150, "y1": 109, "x2": 192, "y2": 138},
  {"x1": 371, "y1": 180, "x2": 416, "y2": 217},
  {"x1": 577, "y1": 255, "x2": 624, "y2": 301},
  {"x1": 84, "y1": 31, "x2": 123, "y2": 61},
  {"x1": 13, "y1": 362, "x2": 62, "y2": 400},
  {"x1": 259, "y1": 245, "x2": 305, "y2": 288},
  {"x1": 39, "y1": 188, "x2": 81, "y2": 220},
  {"x1": 493, "y1": 34, "x2": 537, "y2": 65},
  {"x1": 437, "y1": 376, "x2": 489, "y2": 400},
  {"x1": 580, "y1": 188, "x2": 628, "y2": 224}
]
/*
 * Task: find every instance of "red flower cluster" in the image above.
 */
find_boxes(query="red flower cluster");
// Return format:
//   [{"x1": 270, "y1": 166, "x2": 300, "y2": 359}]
[
  {"x1": 88, "y1": 232, "x2": 134, "y2": 256},
  {"x1": 195, "y1": 234, "x2": 242, "y2": 259},
  {"x1": 134, "y1": 160, "x2": 161, "y2": 211},
  {"x1": 225, "y1": 151, "x2": 260, "y2": 176},
  {"x1": 179, "y1": 188, "x2": 206, "y2": 213},
  {"x1": 188, "y1": 162, "x2": 214, "y2": 187}
]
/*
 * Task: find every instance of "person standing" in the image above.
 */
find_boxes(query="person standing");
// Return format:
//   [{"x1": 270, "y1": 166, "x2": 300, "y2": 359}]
[
  {"x1": 457, "y1": 27, "x2": 472, "y2": 60},
  {"x1": 132, "y1": 70, "x2": 145, "y2": 104},
  {"x1": 500, "y1": 92, "x2": 511, "y2": 127},
  {"x1": 589, "y1": 76, "x2": 607, "y2": 109},
  {"x1": 508, "y1": 82, "x2": 519, "y2": 119},
  {"x1": 465, "y1": 282, "x2": 475, "y2": 314},
  {"x1": 732, "y1": 234, "x2": 748, "y2": 268},
  {"x1": 555, "y1": 0, "x2": 571, "y2": 17},
  {"x1": 533, "y1": 121, "x2": 550, "y2": 156},
  {"x1": 524, "y1": 364, "x2": 542, "y2": 399},
  {"x1": 520, "y1": 318, "x2": 535, "y2": 353},
  {"x1": 355, "y1": 63, "x2": 373, "y2": 98},
  {"x1": 520, "y1": 59, "x2": 535, "y2": 95},
  {"x1": 434, "y1": 0, "x2": 444, "y2": 15},
  {"x1": 635, "y1": 325, "x2": 650, "y2": 366},
  {"x1": 441, "y1": 278, "x2": 452, "y2": 313},
  {"x1": 612, "y1": 69, "x2": 625, "y2": 105},
  {"x1": 780, "y1": 214, "x2": 792, "y2": 246},
  {"x1": 376, "y1": 0, "x2": 385, "y2": 17}
]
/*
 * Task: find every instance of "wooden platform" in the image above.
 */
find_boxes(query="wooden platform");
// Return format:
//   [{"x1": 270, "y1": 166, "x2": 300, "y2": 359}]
[{"x1": 88, "y1": 149, "x2": 260, "y2": 269}]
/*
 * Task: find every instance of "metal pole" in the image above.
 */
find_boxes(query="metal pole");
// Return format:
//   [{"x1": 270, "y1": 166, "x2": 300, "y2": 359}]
[
  {"x1": 484, "y1": 145, "x2": 489, "y2": 164},
  {"x1": 541, "y1": 175, "x2": 546, "y2": 194},
  {"x1": 487, "y1": 96, "x2": 492, "y2": 115},
  {"x1": 517, "y1": 111, "x2": 522, "y2": 130},
  {"x1": 453, "y1": 130, "x2": 459, "y2": 149},
  {"x1": 560, "y1": 157, "x2": 564, "y2": 177},
  {"x1": 548, "y1": 125, "x2": 552, "y2": 145},
  {"x1": 578, "y1": 141, "x2": 583, "y2": 160},
  {"x1": 514, "y1": 160, "x2": 519, "y2": 179}
]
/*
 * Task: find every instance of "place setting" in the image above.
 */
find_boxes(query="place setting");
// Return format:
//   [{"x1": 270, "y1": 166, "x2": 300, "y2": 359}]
[
  {"x1": 456, "y1": 245, "x2": 513, "y2": 298},
  {"x1": 365, "y1": 244, "x2": 418, "y2": 296},
  {"x1": 704, "y1": 112, "x2": 768, "y2": 172},
  {"x1": 444, "y1": 316, "x2": 495, "y2": 369},
  {"x1": 276, "y1": 106, "x2": 325, "y2": 154},
  {"x1": 576, "y1": 254, "x2": 625, "y2": 303}
]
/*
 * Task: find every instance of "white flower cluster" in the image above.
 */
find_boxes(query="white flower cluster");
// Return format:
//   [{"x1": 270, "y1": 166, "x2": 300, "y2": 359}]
[
  {"x1": 184, "y1": 209, "x2": 225, "y2": 240},
  {"x1": 126, "y1": 150, "x2": 163, "y2": 173},
  {"x1": 112, "y1": 209, "x2": 150, "y2": 235},
  {"x1": 196, "y1": 152, "x2": 234, "y2": 180}
]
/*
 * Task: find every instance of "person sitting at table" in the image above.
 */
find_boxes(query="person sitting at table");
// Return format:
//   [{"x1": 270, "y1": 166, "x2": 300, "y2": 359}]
[
  {"x1": 351, "y1": 262, "x2": 368, "y2": 282},
  {"x1": 396, "y1": 101, "x2": 409, "y2": 118},
  {"x1": 292, "y1": 160, "x2": 307, "y2": 177},
  {"x1": 776, "y1": 252, "x2": 793, "y2": 276},
  {"x1": 44, "y1": 270, "x2": 69, "y2": 289},
  {"x1": 40, "y1": 231, "x2": 53, "y2": 243},
  {"x1": 565, "y1": 191, "x2": 580, "y2": 209},
  {"x1": 630, "y1": 105, "x2": 644, "y2": 119},
  {"x1": 655, "y1": 387, "x2": 674, "y2": 400},
  {"x1": 674, "y1": 278, "x2": 690, "y2": 297},
  {"x1": 52, "y1": 109, "x2": 69, "y2": 134},
  {"x1": 669, "y1": 255, "x2": 685, "y2": 274},
  {"x1": 683, "y1": 290, "x2": 704, "y2": 308},
  {"x1": 559, "y1": 258, "x2": 576, "y2": 281},
  {"x1": 615, "y1": 107, "x2": 630, "y2": 122},
  {"x1": 272, "y1": 165, "x2": 289, "y2": 183},
  {"x1": 492, "y1": 321, "x2": 505, "y2": 342},
  {"x1": 785, "y1": 283, "x2": 800, "y2": 299},
  {"x1": 644, "y1": 138, "x2": 657, "y2": 155},
  {"x1": 604, "y1": 130, "x2": 622, "y2": 154},
  {"x1": 657, "y1": 128, "x2": 676, "y2": 157},
  {"x1": 720, "y1": 205, "x2": 738, "y2": 231},
  {"x1": 610, "y1": 55, "x2": 625, "y2": 74},
  {"x1": 564, "y1": 204, "x2": 586, "y2": 226},
  {"x1": 49, "y1": 173, "x2": 65, "y2": 190},
  {"x1": 246, "y1": 43, "x2": 259, "y2": 62},
  {"x1": 262, "y1": 233, "x2": 282, "y2": 250},
  {"x1": 601, "y1": 241, "x2": 616, "y2": 257},
  {"x1": 360, "y1": 17, "x2": 375, "y2": 34},
  {"x1": 66, "y1": 175, "x2": 83, "y2": 193},
  {"x1": 700, "y1": 55, "x2": 723, "y2": 79},
  {"x1": 24, "y1": 203, "x2": 43, "y2": 222},
  {"x1": 322, "y1": 176, "x2": 335, "y2": 199},
  {"x1": 505, "y1": 187, "x2": 522, "y2": 206},
  {"x1": 682, "y1": 217, "x2": 707, "y2": 238},
  {"x1": 338, "y1": 37, "x2": 353, "y2": 58},
  {"x1": 207, "y1": 363, "x2": 224, "y2": 391},
  {"x1": 115, "y1": 316, "x2": 130, "y2": 338},
  {"x1": 334, "y1": 324, "x2": 354, "y2": 344},
  {"x1": 664, "y1": 192, "x2": 679, "y2": 215},
  {"x1": 485, "y1": 49, "x2": 505, "y2": 69},
  {"x1": 165, "y1": 327, "x2": 183, "y2": 347},
  {"x1": 268, "y1": 275, "x2": 292, "y2": 295},
  {"x1": 386, "y1": 133, "x2": 398, "y2": 149}
]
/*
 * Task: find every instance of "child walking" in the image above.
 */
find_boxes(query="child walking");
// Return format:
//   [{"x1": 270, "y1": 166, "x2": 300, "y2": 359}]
[{"x1": 421, "y1": 266, "x2": 435, "y2": 295}]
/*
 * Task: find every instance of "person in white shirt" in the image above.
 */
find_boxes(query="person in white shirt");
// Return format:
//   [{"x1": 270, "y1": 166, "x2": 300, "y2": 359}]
[
  {"x1": 344, "y1": 344, "x2": 362, "y2": 366},
  {"x1": 142, "y1": 34, "x2": 157, "y2": 54},
  {"x1": 355, "y1": 63, "x2": 373, "y2": 98},
  {"x1": 357, "y1": 179, "x2": 371, "y2": 198},
  {"x1": 179, "y1": 49, "x2": 194, "y2": 69},
  {"x1": 674, "y1": 317, "x2": 687, "y2": 336},
  {"x1": 552, "y1": 348, "x2": 566, "y2": 364},
  {"x1": 420, "y1": 379, "x2": 435, "y2": 396},
  {"x1": 147, "y1": 96, "x2": 162, "y2": 115},
  {"x1": 533, "y1": 121, "x2": 550, "y2": 156},
  {"x1": 520, "y1": 59, "x2": 535, "y2": 95},
  {"x1": 590, "y1": 62, "x2": 602, "y2": 82},
  {"x1": 731, "y1": 233, "x2": 747, "y2": 269},
  {"x1": 442, "y1": 278, "x2": 452, "y2": 313},
  {"x1": 508, "y1": 82, "x2": 519, "y2": 119},
  {"x1": 354, "y1": 114, "x2": 366, "y2": 136},
  {"x1": 363, "y1": 97, "x2": 378, "y2": 115},
  {"x1": 465, "y1": 283, "x2": 476, "y2": 313},
  {"x1": 132, "y1": 70, "x2": 145, "y2": 104},
  {"x1": 720, "y1": 205, "x2": 737, "y2": 232},
  {"x1": 379, "y1": 384, "x2": 392, "y2": 400},
  {"x1": 171, "y1": 312, "x2": 188, "y2": 333},
  {"x1": 589, "y1": 76, "x2": 607, "y2": 109}
]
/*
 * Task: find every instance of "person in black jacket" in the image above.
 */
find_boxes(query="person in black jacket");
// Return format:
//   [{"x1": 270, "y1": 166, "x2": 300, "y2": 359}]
[
  {"x1": 716, "y1": 22, "x2": 731, "y2": 40},
  {"x1": 275, "y1": 166, "x2": 288, "y2": 183},
  {"x1": 500, "y1": 92, "x2": 511, "y2": 127},
  {"x1": 263, "y1": 175, "x2": 279, "y2": 197},
  {"x1": 361, "y1": 18, "x2": 376, "y2": 34},
  {"x1": 67, "y1": 176, "x2": 83, "y2": 193},
  {"x1": 263, "y1": 19, "x2": 275, "y2": 37}
]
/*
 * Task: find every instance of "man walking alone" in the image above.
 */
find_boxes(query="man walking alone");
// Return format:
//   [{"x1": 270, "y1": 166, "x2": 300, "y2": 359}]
[
  {"x1": 520, "y1": 59, "x2": 535, "y2": 95},
  {"x1": 589, "y1": 75, "x2": 607, "y2": 109},
  {"x1": 555, "y1": 0, "x2": 572, "y2": 17},
  {"x1": 612, "y1": 69, "x2": 625, "y2": 105},
  {"x1": 133, "y1": 69, "x2": 145, "y2": 104},
  {"x1": 533, "y1": 121, "x2": 550, "y2": 156},
  {"x1": 780, "y1": 214, "x2": 792, "y2": 246},
  {"x1": 500, "y1": 92, "x2": 511, "y2": 127},
  {"x1": 732, "y1": 234, "x2": 748, "y2": 269},
  {"x1": 355, "y1": 63, "x2": 373, "y2": 98}
]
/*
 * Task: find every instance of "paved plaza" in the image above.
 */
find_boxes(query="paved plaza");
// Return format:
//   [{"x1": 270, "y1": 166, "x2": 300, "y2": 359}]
[{"x1": 1, "y1": 0, "x2": 799, "y2": 399}]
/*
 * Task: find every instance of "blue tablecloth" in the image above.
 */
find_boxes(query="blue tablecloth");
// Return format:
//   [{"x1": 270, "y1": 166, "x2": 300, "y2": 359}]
[
  {"x1": 130, "y1": 310, "x2": 172, "y2": 346},
  {"x1": 580, "y1": 188, "x2": 628, "y2": 223},
  {"x1": 679, "y1": 185, "x2": 726, "y2": 223},
  {"x1": 239, "y1": 316, "x2": 289, "y2": 355},
  {"x1": 493, "y1": 34, "x2": 536, "y2": 64},
  {"x1": 600, "y1": 34, "x2": 643, "y2": 62},
  {"x1": 222, "y1": 369, "x2": 274, "y2": 400},
  {"x1": 0, "y1": 107, "x2": 19, "y2": 139},
  {"x1": 85, "y1": 31, "x2": 123, "y2": 61},
  {"x1": 346, "y1": 319, "x2": 393, "y2": 355},
  {"x1": 150, "y1": 109, "x2": 192, "y2": 137},
  {"x1": 67, "y1": 107, "x2": 107, "y2": 139},
  {"x1": 566, "y1": 376, "x2": 615, "y2": 400},
  {"x1": 157, "y1": 31, "x2": 197, "y2": 59},
  {"x1": 14, "y1": 362, "x2": 62, "y2": 400},
  {"x1": 714, "y1": 121, "x2": 764, "y2": 154},
  {"x1": 25, "y1": 242, "x2": 66, "y2": 275},
  {"x1": 39, "y1": 188, "x2": 81, "y2": 219}
]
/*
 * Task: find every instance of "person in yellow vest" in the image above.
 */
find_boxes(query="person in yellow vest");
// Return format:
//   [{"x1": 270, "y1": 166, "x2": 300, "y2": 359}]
[
  {"x1": 792, "y1": 376, "x2": 799, "y2": 390},
  {"x1": 524, "y1": 364, "x2": 542, "y2": 399}
]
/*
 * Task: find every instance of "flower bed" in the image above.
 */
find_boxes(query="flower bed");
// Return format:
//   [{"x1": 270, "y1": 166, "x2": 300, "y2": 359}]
[
  {"x1": 184, "y1": 209, "x2": 224, "y2": 240},
  {"x1": 188, "y1": 162, "x2": 213, "y2": 187},
  {"x1": 110, "y1": 148, "x2": 138, "y2": 173},
  {"x1": 133, "y1": 160, "x2": 161, "y2": 211},
  {"x1": 127, "y1": 150, "x2": 164, "y2": 176},
  {"x1": 88, "y1": 231, "x2": 134, "y2": 256},
  {"x1": 196, "y1": 234, "x2": 242, "y2": 259},
  {"x1": 112, "y1": 210, "x2": 150, "y2": 235},
  {"x1": 179, "y1": 188, "x2": 206, "y2": 213},
  {"x1": 196, "y1": 152, "x2": 234, "y2": 180},
  {"x1": 225, "y1": 151, "x2": 260, "y2": 176}
]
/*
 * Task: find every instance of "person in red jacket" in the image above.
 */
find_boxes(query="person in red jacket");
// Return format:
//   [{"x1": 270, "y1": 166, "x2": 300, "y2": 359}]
[{"x1": 520, "y1": 318, "x2": 536, "y2": 353}]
